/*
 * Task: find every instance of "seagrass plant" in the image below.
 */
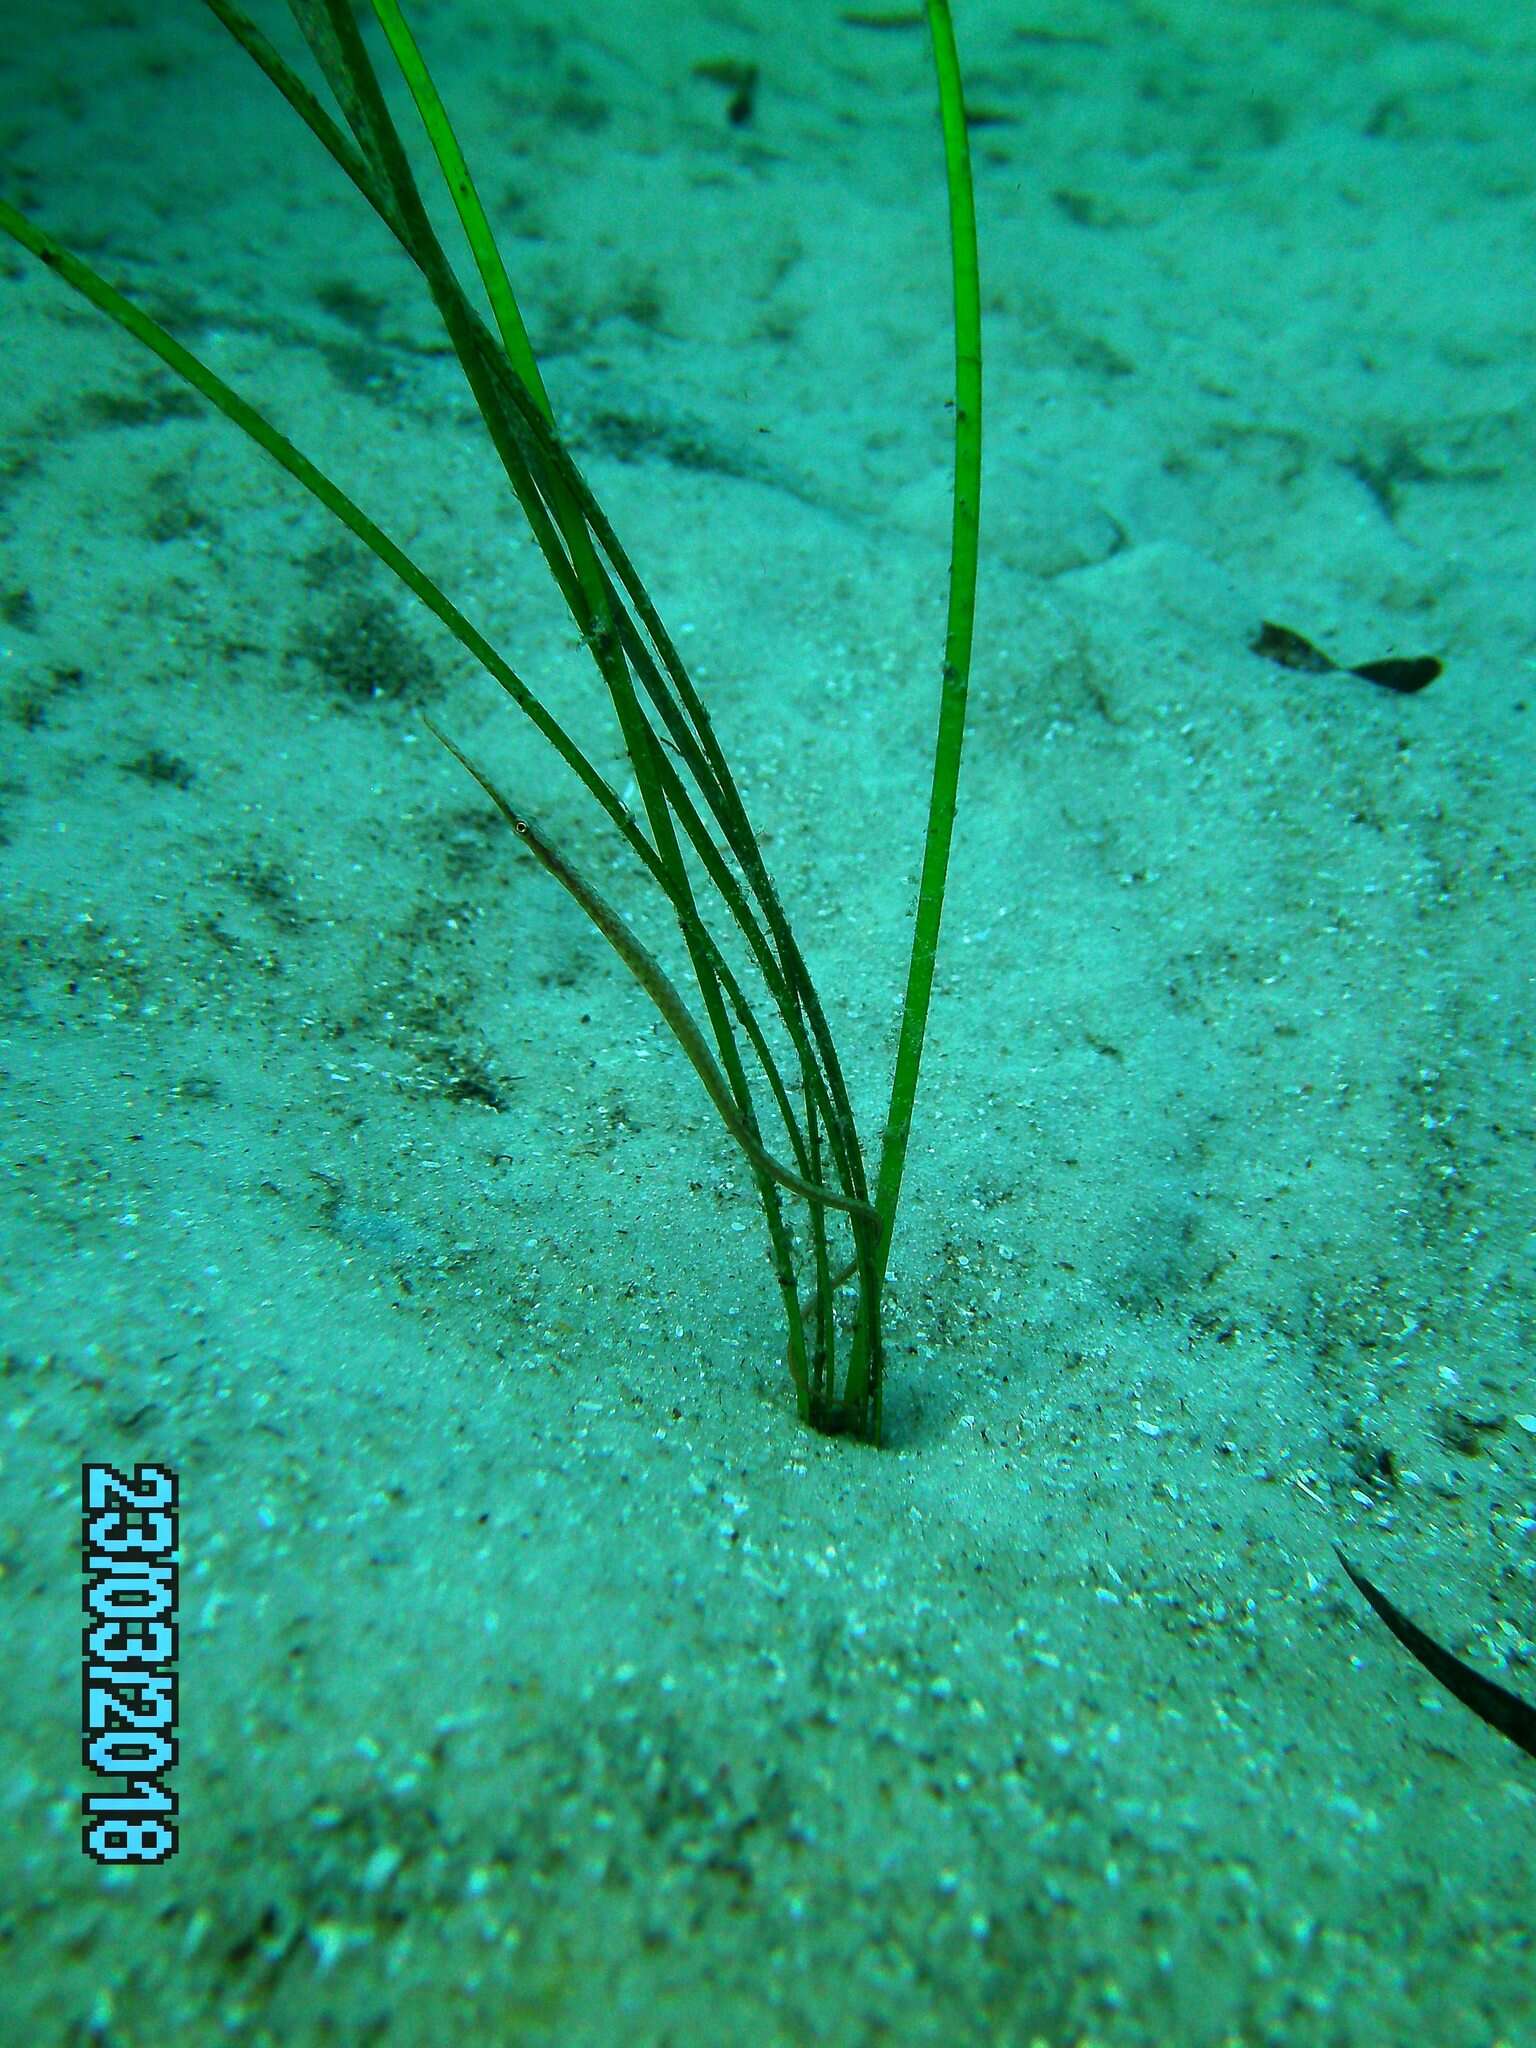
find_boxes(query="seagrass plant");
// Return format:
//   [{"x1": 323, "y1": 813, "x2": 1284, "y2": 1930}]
[{"x1": 0, "y1": 0, "x2": 981, "y2": 1444}]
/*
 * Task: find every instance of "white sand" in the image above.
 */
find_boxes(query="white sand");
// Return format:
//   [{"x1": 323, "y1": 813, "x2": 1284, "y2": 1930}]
[{"x1": 2, "y1": 0, "x2": 1532, "y2": 2040}]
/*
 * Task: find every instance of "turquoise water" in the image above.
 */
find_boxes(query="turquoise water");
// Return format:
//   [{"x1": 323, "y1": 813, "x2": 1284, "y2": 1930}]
[{"x1": 2, "y1": 1, "x2": 1532, "y2": 2040}]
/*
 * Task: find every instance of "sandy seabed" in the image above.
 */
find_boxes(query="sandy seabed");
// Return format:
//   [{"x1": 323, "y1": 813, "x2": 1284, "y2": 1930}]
[{"x1": 2, "y1": 2, "x2": 1532, "y2": 2041}]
